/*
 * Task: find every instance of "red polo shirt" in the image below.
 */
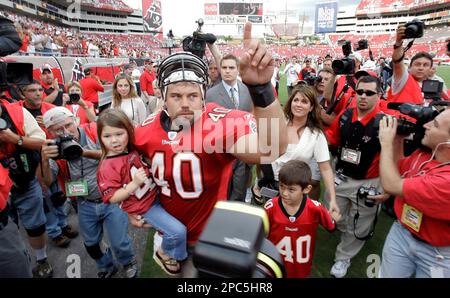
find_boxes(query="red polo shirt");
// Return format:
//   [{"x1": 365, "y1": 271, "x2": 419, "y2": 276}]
[
  {"x1": 140, "y1": 70, "x2": 156, "y2": 96},
  {"x1": 79, "y1": 77, "x2": 104, "y2": 104},
  {"x1": 395, "y1": 150, "x2": 450, "y2": 246}
]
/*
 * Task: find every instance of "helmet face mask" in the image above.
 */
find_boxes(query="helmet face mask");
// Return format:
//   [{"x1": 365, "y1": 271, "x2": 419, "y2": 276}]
[{"x1": 158, "y1": 52, "x2": 209, "y2": 101}]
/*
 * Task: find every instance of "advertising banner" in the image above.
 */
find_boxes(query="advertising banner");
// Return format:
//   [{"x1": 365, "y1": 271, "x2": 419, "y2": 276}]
[
  {"x1": 143, "y1": 0, "x2": 163, "y2": 40},
  {"x1": 315, "y1": 2, "x2": 338, "y2": 33}
]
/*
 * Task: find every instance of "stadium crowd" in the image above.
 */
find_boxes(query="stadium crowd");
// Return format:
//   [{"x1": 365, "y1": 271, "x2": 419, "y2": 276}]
[
  {"x1": 1, "y1": 8, "x2": 450, "y2": 279},
  {"x1": 2, "y1": 10, "x2": 448, "y2": 62}
]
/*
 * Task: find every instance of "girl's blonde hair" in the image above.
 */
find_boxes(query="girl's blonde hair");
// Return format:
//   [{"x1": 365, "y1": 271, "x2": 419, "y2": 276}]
[{"x1": 66, "y1": 81, "x2": 82, "y2": 93}]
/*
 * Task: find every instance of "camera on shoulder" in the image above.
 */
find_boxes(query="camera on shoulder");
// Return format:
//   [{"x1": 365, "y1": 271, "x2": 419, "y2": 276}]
[
  {"x1": 332, "y1": 41, "x2": 355, "y2": 75},
  {"x1": 182, "y1": 18, "x2": 217, "y2": 59}
]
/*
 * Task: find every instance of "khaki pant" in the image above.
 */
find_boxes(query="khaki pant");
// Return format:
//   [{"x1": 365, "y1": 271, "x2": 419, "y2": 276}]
[{"x1": 323, "y1": 176, "x2": 382, "y2": 261}]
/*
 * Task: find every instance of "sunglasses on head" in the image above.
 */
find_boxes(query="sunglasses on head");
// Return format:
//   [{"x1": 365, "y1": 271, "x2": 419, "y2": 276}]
[{"x1": 356, "y1": 89, "x2": 377, "y2": 96}]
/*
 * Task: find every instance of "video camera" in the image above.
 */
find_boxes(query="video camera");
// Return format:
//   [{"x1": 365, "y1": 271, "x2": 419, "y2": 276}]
[
  {"x1": 332, "y1": 41, "x2": 355, "y2": 75},
  {"x1": 193, "y1": 201, "x2": 285, "y2": 278},
  {"x1": 298, "y1": 72, "x2": 321, "y2": 87},
  {"x1": 0, "y1": 16, "x2": 33, "y2": 93},
  {"x1": 374, "y1": 101, "x2": 446, "y2": 156},
  {"x1": 332, "y1": 39, "x2": 369, "y2": 75},
  {"x1": 0, "y1": 62, "x2": 33, "y2": 93},
  {"x1": 422, "y1": 79, "x2": 443, "y2": 101},
  {"x1": 404, "y1": 19, "x2": 424, "y2": 39},
  {"x1": 54, "y1": 135, "x2": 83, "y2": 161},
  {"x1": 356, "y1": 39, "x2": 368, "y2": 51},
  {"x1": 182, "y1": 18, "x2": 217, "y2": 59}
]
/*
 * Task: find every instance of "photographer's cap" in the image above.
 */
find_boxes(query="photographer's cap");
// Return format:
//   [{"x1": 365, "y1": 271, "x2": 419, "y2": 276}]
[
  {"x1": 354, "y1": 70, "x2": 377, "y2": 80},
  {"x1": 40, "y1": 63, "x2": 53, "y2": 74},
  {"x1": 43, "y1": 107, "x2": 74, "y2": 129}
]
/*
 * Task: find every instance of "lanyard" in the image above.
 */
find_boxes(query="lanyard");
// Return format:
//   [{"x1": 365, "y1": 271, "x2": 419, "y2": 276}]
[
  {"x1": 67, "y1": 156, "x2": 84, "y2": 181},
  {"x1": 402, "y1": 152, "x2": 450, "y2": 178}
]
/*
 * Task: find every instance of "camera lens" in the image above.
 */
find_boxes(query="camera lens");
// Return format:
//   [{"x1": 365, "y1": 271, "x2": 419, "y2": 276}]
[
  {"x1": 405, "y1": 24, "x2": 418, "y2": 38},
  {"x1": 69, "y1": 93, "x2": 81, "y2": 104}
]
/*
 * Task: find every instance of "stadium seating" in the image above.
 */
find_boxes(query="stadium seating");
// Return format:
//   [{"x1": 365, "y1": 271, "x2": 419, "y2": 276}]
[{"x1": 3, "y1": 7, "x2": 449, "y2": 60}]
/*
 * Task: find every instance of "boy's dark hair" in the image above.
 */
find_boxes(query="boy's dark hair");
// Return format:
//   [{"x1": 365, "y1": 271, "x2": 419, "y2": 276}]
[{"x1": 278, "y1": 160, "x2": 312, "y2": 189}]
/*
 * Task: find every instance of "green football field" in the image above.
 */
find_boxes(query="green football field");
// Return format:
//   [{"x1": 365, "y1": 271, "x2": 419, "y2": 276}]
[{"x1": 140, "y1": 66, "x2": 450, "y2": 278}]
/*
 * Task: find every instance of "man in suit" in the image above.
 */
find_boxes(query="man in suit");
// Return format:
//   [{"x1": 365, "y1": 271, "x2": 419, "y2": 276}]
[{"x1": 205, "y1": 54, "x2": 253, "y2": 202}]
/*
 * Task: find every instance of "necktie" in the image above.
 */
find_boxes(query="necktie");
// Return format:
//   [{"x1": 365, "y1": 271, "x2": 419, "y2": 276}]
[{"x1": 230, "y1": 87, "x2": 238, "y2": 109}]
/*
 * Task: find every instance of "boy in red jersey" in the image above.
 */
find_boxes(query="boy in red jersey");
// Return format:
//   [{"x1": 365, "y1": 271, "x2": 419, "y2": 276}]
[{"x1": 265, "y1": 160, "x2": 341, "y2": 277}]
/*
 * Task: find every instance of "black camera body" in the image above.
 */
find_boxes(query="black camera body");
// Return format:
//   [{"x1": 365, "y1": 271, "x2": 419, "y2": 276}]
[
  {"x1": 193, "y1": 201, "x2": 285, "y2": 278},
  {"x1": 422, "y1": 79, "x2": 443, "y2": 101},
  {"x1": 357, "y1": 186, "x2": 380, "y2": 208},
  {"x1": 54, "y1": 135, "x2": 83, "y2": 161},
  {"x1": 182, "y1": 19, "x2": 216, "y2": 59},
  {"x1": 0, "y1": 61, "x2": 33, "y2": 92},
  {"x1": 67, "y1": 93, "x2": 81, "y2": 105},
  {"x1": 332, "y1": 57, "x2": 355, "y2": 75},
  {"x1": 332, "y1": 40, "x2": 355, "y2": 75},
  {"x1": 373, "y1": 113, "x2": 416, "y2": 136},
  {"x1": 302, "y1": 72, "x2": 320, "y2": 86},
  {"x1": 0, "y1": 16, "x2": 33, "y2": 92},
  {"x1": 356, "y1": 39, "x2": 368, "y2": 51},
  {"x1": 377, "y1": 102, "x2": 442, "y2": 156},
  {"x1": 404, "y1": 19, "x2": 425, "y2": 39}
]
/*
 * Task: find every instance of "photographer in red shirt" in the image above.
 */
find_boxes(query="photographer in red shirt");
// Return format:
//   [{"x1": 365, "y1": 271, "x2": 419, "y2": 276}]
[{"x1": 378, "y1": 109, "x2": 450, "y2": 277}]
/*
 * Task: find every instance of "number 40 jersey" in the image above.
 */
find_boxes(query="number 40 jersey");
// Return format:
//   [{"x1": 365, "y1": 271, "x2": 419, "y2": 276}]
[
  {"x1": 264, "y1": 196, "x2": 335, "y2": 278},
  {"x1": 135, "y1": 103, "x2": 256, "y2": 245}
]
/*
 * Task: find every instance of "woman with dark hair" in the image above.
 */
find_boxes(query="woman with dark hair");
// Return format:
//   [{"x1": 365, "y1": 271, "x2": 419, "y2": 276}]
[
  {"x1": 254, "y1": 85, "x2": 339, "y2": 215},
  {"x1": 111, "y1": 74, "x2": 147, "y2": 126}
]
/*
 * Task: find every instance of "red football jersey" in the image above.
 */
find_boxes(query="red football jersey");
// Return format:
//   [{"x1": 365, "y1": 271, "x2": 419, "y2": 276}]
[
  {"x1": 265, "y1": 196, "x2": 335, "y2": 278},
  {"x1": 98, "y1": 150, "x2": 157, "y2": 215},
  {"x1": 135, "y1": 103, "x2": 255, "y2": 245}
]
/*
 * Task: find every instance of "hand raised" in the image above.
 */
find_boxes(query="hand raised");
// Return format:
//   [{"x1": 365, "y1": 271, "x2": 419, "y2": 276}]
[{"x1": 239, "y1": 22, "x2": 275, "y2": 85}]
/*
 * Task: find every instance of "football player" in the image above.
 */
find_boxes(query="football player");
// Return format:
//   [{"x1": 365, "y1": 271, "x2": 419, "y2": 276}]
[{"x1": 132, "y1": 23, "x2": 287, "y2": 258}]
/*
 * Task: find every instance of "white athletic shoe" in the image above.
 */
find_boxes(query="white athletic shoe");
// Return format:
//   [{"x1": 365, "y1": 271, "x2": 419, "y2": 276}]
[{"x1": 330, "y1": 259, "x2": 351, "y2": 278}]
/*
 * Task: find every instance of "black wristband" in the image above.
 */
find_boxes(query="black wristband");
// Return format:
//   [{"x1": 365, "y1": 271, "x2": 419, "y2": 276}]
[{"x1": 246, "y1": 81, "x2": 276, "y2": 108}]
